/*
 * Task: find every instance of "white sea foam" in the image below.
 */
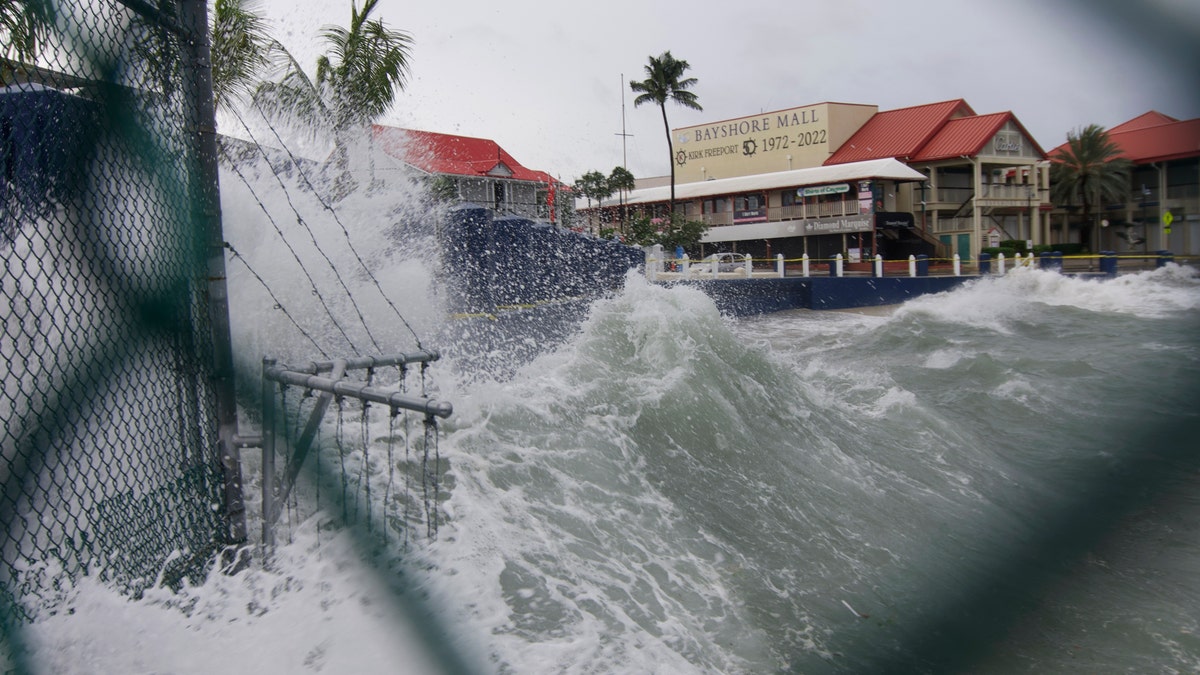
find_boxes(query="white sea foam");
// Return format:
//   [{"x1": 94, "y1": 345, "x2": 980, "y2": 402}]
[
  {"x1": 897, "y1": 265, "x2": 1200, "y2": 331},
  {"x1": 16, "y1": 521, "x2": 453, "y2": 675}
]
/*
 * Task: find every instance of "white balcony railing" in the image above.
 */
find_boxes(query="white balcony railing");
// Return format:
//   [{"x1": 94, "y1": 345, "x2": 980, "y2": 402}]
[{"x1": 933, "y1": 217, "x2": 974, "y2": 233}]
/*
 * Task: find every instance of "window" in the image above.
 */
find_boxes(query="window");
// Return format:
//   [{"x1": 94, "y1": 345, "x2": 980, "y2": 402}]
[
  {"x1": 704, "y1": 198, "x2": 731, "y2": 214},
  {"x1": 493, "y1": 182, "x2": 505, "y2": 210},
  {"x1": 735, "y1": 194, "x2": 765, "y2": 211}
]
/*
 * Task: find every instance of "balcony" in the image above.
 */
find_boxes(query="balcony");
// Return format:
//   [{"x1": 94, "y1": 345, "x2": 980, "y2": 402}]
[
  {"x1": 978, "y1": 184, "x2": 1041, "y2": 206},
  {"x1": 699, "y1": 198, "x2": 862, "y2": 227},
  {"x1": 933, "y1": 217, "x2": 974, "y2": 234}
]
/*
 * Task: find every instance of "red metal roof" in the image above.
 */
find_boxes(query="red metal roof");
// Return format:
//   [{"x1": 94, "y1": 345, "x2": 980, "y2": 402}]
[
  {"x1": 1108, "y1": 111, "x2": 1178, "y2": 134},
  {"x1": 1109, "y1": 118, "x2": 1200, "y2": 164},
  {"x1": 372, "y1": 125, "x2": 560, "y2": 184},
  {"x1": 1047, "y1": 115, "x2": 1200, "y2": 164},
  {"x1": 912, "y1": 111, "x2": 1047, "y2": 162},
  {"x1": 824, "y1": 99, "x2": 974, "y2": 165}
]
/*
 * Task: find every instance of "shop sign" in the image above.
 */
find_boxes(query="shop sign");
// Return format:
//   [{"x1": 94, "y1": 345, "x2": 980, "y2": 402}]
[
  {"x1": 993, "y1": 131, "x2": 1023, "y2": 154},
  {"x1": 800, "y1": 183, "x2": 850, "y2": 197},
  {"x1": 734, "y1": 207, "x2": 768, "y2": 224},
  {"x1": 803, "y1": 214, "x2": 873, "y2": 235},
  {"x1": 876, "y1": 212, "x2": 914, "y2": 229}
]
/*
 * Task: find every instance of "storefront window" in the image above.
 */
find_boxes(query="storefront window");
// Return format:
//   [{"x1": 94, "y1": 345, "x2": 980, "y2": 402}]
[
  {"x1": 735, "y1": 194, "x2": 765, "y2": 211},
  {"x1": 703, "y1": 197, "x2": 731, "y2": 213}
]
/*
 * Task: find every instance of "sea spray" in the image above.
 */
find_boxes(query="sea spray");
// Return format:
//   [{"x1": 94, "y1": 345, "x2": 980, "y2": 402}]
[{"x1": 16, "y1": 154, "x2": 1200, "y2": 675}]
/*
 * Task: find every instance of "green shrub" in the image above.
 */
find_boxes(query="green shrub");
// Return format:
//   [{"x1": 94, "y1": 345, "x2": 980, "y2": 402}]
[
  {"x1": 981, "y1": 246, "x2": 1017, "y2": 258},
  {"x1": 999, "y1": 239, "x2": 1030, "y2": 253},
  {"x1": 1031, "y1": 244, "x2": 1053, "y2": 255}
]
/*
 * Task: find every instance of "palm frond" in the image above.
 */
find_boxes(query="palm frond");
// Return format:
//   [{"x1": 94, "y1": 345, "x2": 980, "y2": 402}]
[
  {"x1": 0, "y1": 0, "x2": 54, "y2": 62},
  {"x1": 252, "y1": 46, "x2": 331, "y2": 137},
  {"x1": 211, "y1": 0, "x2": 273, "y2": 110},
  {"x1": 314, "y1": 0, "x2": 412, "y2": 131}
]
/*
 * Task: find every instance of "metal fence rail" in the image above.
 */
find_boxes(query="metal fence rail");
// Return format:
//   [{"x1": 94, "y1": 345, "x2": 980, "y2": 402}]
[{"x1": 1, "y1": 0, "x2": 237, "y2": 625}]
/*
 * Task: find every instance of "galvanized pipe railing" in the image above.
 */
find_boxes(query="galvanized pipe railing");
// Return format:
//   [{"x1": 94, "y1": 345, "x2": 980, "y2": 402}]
[
  {"x1": 263, "y1": 366, "x2": 453, "y2": 419},
  {"x1": 260, "y1": 352, "x2": 452, "y2": 548}
]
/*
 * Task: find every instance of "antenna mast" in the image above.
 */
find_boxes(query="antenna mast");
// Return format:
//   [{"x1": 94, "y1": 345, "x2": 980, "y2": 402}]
[{"x1": 615, "y1": 73, "x2": 633, "y2": 170}]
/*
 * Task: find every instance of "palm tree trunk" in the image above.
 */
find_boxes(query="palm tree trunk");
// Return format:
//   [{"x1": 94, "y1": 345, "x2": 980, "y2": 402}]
[{"x1": 660, "y1": 103, "x2": 674, "y2": 215}]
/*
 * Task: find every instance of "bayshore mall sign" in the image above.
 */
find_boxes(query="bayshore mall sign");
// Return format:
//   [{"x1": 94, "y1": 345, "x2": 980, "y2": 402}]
[{"x1": 672, "y1": 102, "x2": 878, "y2": 183}]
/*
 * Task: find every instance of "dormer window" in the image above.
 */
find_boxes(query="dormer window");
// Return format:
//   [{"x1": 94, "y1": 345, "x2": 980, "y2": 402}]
[{"x1": 487, "y1": 162, "x2": 513, "y2": 177}]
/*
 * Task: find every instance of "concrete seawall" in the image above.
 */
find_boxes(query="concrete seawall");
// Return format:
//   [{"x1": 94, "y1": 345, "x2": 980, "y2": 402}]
[{"x1": 667, "y1": 276, "x2": 971, "y2": 316}]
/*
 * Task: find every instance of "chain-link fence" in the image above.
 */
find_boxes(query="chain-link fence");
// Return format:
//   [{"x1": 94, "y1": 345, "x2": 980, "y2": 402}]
[{"x1": 1, "y1": 0, "x2": 239, "y2": 628}]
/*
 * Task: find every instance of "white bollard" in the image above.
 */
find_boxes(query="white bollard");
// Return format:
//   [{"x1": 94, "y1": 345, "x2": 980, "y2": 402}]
[
  {"x1": 953, "y1": 253, "x2": 961, "y2": 276},
  {"x1": 711, "y1": 256, "x2": 720, "y2": 277},
  {"x1": 680, "y1": 254, "x2": 690, "y2": 276},
  {"x1": 1014, "y1": 252, "x2": 1022, "y2": 269},
  {"x1": 776, "y1": 253, "x2": 785, "y2": 278},
  {"x1": 647, "y1": 257, "x2": 659, "y2": 281},
  {"x1": 998, "y1": 253, "x2": 1006, "y2": 275},
  {"x1": 744, "y1": 255, "x2": 753, "y2": 277},
  {"x1": 835, "y1": 253, "x2": 844, "y2": 277},
  {"x1": 874, "y1": 254, "x2": 883, "y2": 278},
  {"x1": 908, "y1": 254, "x2": 917, "y2": 277},
  {"x1": 802, "y1": 253, "x2": 810, "y2": 277}
]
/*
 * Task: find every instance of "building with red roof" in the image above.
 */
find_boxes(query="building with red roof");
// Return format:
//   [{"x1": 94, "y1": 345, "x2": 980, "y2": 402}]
[
  {"x1": 373, "y1": 125, "x2": 568, "y2": 223},
  {"x1": 1047, "y1": 112, "x2": 1200, "y2": 255},
  {"x1": 593, "y1": 98, "x2": 1049, "y2": 264},
  {"x1": 823, "y1": 99, "x2": 975, "y2": 165},
  {"x1": 826, "y1": 100, "x2": 1049, "y2": 262}
]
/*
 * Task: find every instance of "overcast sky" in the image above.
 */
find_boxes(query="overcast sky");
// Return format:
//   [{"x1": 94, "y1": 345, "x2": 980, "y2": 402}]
[{"x1": 255, "y1": 0, "x2": 1200, "y2": 183}]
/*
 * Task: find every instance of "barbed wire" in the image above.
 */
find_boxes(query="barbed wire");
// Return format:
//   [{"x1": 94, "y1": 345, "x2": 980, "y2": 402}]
[
  {"x1": 218, "y1": 144, "x2": 362, "y2": 354},
  {"x1": 246, "y1": 104, "x2": 428, "y2": 351},
  {"x1": 223, "y1": 105, "x2": 384, "y2": 353},
  {"x1": 222, "y1": 242, "x2": 330, "y2": 359}
]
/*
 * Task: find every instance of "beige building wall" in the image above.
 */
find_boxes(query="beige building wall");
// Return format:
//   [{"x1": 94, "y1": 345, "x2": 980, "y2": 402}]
[{"x1": 672, "y1": 102, "x2": 878, "y2": 184}]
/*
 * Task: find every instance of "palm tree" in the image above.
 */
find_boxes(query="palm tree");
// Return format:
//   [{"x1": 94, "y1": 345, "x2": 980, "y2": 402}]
[
  {"x1": 210, "y1": 0, "x2": 274, "y2": 111},
  {"x1": 1049, "y1": 124, "x2": 1131, "y2": 251},
  {"x1": 573, "y1": 170, "x2": 609, "y2": 233},
  {"x1": 314, "y1": 0, "x2": 413, "y2": 132},
  {"x1": 253, "y1": 0, "x2": 411, "y2": 195},
  {"x1": 608, "y1": 165, "x2": 635, "y2": 234},
  {"x1": 629, "y1": 51, "x2": 701, "y2": 215},
  {"x1": 254, "y1": 0, "x2": 412, "y2": 137},
  {"x1": 0, "y1": 0, "x2": 52, "y2": 63}
]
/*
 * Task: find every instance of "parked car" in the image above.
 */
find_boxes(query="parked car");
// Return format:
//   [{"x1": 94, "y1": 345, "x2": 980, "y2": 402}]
[{"x1": 703, "y1": 252, "x2": 750, "y2": 273}]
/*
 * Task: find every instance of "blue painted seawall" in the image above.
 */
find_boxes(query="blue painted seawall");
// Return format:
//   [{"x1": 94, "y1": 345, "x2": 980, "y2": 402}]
[
  {"x1": 670, "y1": 276, "x2": 971, "y2": 316},
  {"x1": 437, "y1": 206, "x2": 970, "y2": 373}
]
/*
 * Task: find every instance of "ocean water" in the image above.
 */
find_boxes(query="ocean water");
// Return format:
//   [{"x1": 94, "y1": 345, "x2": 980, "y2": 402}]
[
  {"x1": 422, "y1": 266, "x2": 1200, "y2": 674},
  {"x1": 10, "y1": 161, "x2": 1200, "y2": 673}
]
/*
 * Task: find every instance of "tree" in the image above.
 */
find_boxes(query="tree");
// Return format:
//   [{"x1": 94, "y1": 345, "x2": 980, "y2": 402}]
[
  {"x1": 314, "y1": 0, "x2": 413, "y2": 132},
  {"x1": 627, "y1": 212, "x2": 707, "y2": 250},
  {"x1": 254, "y1": 0, "x2": 412, "y2": 195},
  {"x1": 1049, "y1": 124, "x2": 1131, "y2": 252},
  {"x1": 608, "y1": 165, "x2": 635, "y2": 234},
  {"x1": 573, "y1": 170, "x2": 610, "y2": 233},
  {"x1": 210, "y1": 0, "x2": 275, "y2": 111},
  {"x1": 629, "y1": 51, "x2": 701, "y2": 215},
  {"x1": 0, "y1": 0, "x2": 52, "y2": 62},
  {"x1": 255, "y1": 0, "x2": 412, "y2": 136},
  {"x1": 427, "y1": 175, "x2": 459, "y2": 203},
  {"x1": 655, "y1": 212, "x2": 707, "y2": 251}
]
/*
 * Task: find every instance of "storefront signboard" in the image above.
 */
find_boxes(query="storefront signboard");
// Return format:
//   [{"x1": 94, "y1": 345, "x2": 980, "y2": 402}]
[{"x1": 803, "y1": 214, "x2": 873, "y2": 235}]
